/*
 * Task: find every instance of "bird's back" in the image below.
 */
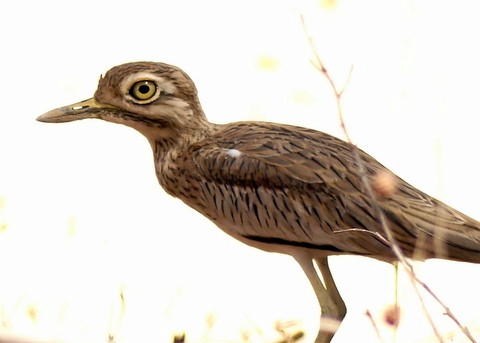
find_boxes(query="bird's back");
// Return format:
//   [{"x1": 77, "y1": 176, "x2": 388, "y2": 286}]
[{"x1": 158, "y1": 121, "x2": 480, "y2": 263}]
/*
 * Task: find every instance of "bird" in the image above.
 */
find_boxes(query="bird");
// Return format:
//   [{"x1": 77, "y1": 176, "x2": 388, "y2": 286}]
[{"x1": 37, "y1": 61, "x2": 480, "y2": 343}]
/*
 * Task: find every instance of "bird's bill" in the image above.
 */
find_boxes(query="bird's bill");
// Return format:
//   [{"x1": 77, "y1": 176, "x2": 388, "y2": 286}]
[{"x1": 37, "y1": 98, "x2": 115, "y2": 123}]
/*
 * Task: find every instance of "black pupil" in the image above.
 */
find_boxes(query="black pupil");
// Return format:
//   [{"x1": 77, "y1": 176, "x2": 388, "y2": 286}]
[{"x1": 138, "y1": 84, "x2": 150, "y2": 94}]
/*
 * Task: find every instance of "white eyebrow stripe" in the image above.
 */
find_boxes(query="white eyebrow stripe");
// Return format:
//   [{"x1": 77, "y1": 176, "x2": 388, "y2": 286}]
[{"x1": 120, "y1": 72, "x2": 178, "y2": 95}]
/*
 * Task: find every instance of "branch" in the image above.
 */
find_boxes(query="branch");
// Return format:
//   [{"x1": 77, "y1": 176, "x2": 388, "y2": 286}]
[{"x1": 301, "y1": 14, "x2": 476, "y2": 343}]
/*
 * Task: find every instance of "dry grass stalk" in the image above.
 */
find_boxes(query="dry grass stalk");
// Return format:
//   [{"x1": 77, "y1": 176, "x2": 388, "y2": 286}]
[{"x1": 300, "y1": 13, "x2": 476, "y2": 343}]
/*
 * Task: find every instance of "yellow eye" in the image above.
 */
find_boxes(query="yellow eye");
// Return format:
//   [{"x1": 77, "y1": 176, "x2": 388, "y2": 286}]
[{"x1": 129, "y1": 80, "x2": 157, "y2": 101}]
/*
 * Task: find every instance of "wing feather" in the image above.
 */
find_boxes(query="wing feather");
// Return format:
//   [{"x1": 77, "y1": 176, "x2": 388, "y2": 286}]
[{"x1": 187, "y1": 122, "x2": 480, "y2": 261}]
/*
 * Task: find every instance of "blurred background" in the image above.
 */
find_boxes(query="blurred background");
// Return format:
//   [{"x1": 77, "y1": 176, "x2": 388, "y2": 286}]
[{"x1": 1, "y1": 0, "x2": 480, "y2": 342}]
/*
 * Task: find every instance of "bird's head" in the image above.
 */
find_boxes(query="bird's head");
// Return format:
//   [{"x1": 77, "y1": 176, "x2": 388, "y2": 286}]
[{"x1": 37, "y1": 61, "x2": 209, "y2": 141}]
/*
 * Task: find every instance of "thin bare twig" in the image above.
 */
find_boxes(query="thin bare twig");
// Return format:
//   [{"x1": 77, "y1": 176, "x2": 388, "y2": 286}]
[
  {"x1": 413, "y1": 270, "x2": 477, "y2": 342},
  {"x1": 301, "y1": 14, "x2": 476, "y2": 343},
  {"x1": 300, "y1": 15, "x2": 353, "y2": 144},
  {"x1": 365, "y1": 310, "x2": 385, "y2": 343},
  {"x1": 333, "y1": 227, "x2": 390, "y2": 245}
]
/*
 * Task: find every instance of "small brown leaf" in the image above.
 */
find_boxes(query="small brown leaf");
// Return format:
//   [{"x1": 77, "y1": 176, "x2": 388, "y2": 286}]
[
  {"x1": 382, "y1": 304, "x2": 401, "y2": 329},
  {"x1": 373, "y1": 170, "x2": 397, "y2": 197}
]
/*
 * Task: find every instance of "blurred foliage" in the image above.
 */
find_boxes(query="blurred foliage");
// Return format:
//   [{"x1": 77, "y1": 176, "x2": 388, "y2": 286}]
[
  {"x1": 257, "y1": 56, "x2": 280, "y2": 72},
  {"x1": 0, "y1": 196, "x2": 7, "y2": 232},
  {"x1": 319, "y1": 0, "x2": 338, "y2": 10}
]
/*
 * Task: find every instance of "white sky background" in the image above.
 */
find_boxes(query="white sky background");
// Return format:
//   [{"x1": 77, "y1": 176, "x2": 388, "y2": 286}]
[{"x1": 1, "y1": 0, "x2": 480, "y2": 342}]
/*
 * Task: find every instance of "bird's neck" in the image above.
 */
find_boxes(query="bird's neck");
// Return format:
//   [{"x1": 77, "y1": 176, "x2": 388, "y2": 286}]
[
  {"x1": 149, "y1": 120, "x2": 214, "y2": 164},
  {"x1": 150, "y1": 121, "x2": 215, "y2": 199}
]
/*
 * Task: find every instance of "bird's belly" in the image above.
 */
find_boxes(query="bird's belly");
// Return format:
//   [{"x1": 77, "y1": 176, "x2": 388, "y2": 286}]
[{"x1": 180, "y1": 181, "x2": 348, "y2": 256}]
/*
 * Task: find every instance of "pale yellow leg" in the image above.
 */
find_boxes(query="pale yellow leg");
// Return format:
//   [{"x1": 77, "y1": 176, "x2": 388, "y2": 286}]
[{"x1": 295, "y1": 256, "x2": 346, "y2": 343}]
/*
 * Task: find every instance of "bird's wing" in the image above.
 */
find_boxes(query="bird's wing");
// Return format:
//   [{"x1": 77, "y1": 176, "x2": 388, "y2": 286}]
[
  {"x1": 191, "y1": 122, "x2": 382, "y2": 191},
  {"x1": 189, "y1": 122, "x2": 390, "y2": 253},
  {"x1": 189, "y1": 122, "x2": 480, "y2": 261}
]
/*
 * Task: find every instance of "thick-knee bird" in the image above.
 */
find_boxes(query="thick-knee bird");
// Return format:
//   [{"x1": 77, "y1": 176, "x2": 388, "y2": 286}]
[{"x1": 38, "y1": 62, "x2": 480, "y2": 343}]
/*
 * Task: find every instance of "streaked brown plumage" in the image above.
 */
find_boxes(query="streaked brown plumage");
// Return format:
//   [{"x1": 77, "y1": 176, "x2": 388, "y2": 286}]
[{"x1": 38, "y1": 61, "x2": 480, "y2": 342}]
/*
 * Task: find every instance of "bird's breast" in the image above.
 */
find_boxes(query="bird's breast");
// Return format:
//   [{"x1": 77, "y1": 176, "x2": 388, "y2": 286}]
[{"x1": 161, "y1": 169, "x2": 340, "y2": 251}]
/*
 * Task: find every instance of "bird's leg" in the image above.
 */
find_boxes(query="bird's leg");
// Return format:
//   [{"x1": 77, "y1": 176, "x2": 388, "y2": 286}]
[
  {"x1": 295, "y1": 256, "x2": 346, "y2": 343},
  {"x1": 314, "y1": 257, "x2": 347, "y2": 321}
]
